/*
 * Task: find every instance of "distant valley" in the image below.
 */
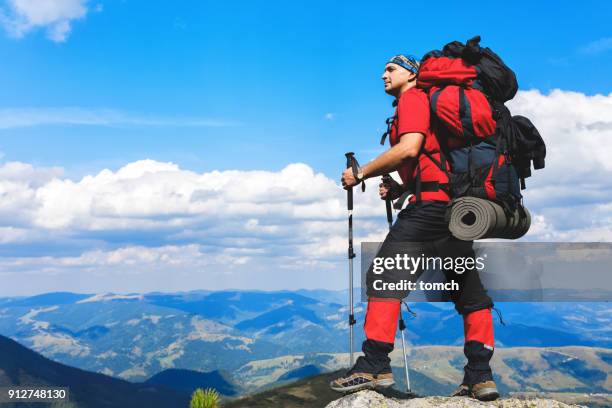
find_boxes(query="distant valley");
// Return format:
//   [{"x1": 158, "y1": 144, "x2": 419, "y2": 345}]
[{"x1": 0, "y1": 290, "x2": 610, "y2": 397}]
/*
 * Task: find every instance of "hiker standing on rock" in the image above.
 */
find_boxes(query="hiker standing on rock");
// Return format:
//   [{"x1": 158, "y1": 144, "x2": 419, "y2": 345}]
[{"x1": 331, "y1": 54, "x2": 499, "y2": 401}]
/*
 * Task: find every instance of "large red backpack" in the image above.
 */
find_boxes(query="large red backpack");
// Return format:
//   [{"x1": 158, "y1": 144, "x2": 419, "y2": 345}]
[{"x1": 416, "y1": 36, "x2": 546, "y2": 213}]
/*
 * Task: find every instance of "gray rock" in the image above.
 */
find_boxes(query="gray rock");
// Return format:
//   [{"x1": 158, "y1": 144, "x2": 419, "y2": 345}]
[{"x1": 324, "y1": 390, "x2": 587, "y2": 408}]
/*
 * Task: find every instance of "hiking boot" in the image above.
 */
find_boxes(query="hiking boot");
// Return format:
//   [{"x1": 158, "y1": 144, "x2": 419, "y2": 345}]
[
  {"x1": 470, "y1": 380, "x2": 499, "y2": 401},
  {"x1": 449, "y1": 383, "x2": 469, "y2": 397},
  {"x1": 450, "y1": 381, "x2": 499, "y2": 401},
  {"x1": 329, "y1": 354, "x2": 394, "y2": 392},
  {"x1": 329, "y1": 371, "x2": 394, "y2": 393}
]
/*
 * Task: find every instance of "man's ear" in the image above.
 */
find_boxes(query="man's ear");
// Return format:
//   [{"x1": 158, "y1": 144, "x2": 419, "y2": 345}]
[{"x1": 408, "y1": 72, "x2": 417, "y2": 82}]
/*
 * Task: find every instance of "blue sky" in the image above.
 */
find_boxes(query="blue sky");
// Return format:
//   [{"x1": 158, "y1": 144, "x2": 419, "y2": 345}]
[
  {"x1": 1, "y1": 1, "x2": 611, "y2": 177},
  {"x1": 0, "y1": 0, "x2": 611, "y2": 295}
]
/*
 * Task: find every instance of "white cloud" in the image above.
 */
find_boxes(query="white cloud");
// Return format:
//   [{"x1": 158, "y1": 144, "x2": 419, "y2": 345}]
[
  {"x1": 0, "y1": 159, "x2": 386, "y2": 294},
  {"x1": 508, "y1": 89, "x2": 612, "y2": 240},
  {"x1": 0, "y1": 227, "x2": 32, "y2": 243},
  {"x1": 580, "y1": 37, "x2": 612, "y2": 56},
  {"x1": 0, "y1": 107, "x2": 239, "y2": 129},
  {"x1": 0, "y1": 162, "x2": 63, "y2": 226},
  {"x1": 0, "y1": 0, "x2": 89, "y2": 42},
  {"x1": 1, "y1": 244, "x2": 217, "y2": 270},
  {"x1": 0, "y1": 158, "x2": 385, "y2": 246},
  {"x1": 324, "y1": 113, "x2": 336, "y2": 120},
  {"x1": 0, "y1": 89, "x2": 611, "y2": 294}
]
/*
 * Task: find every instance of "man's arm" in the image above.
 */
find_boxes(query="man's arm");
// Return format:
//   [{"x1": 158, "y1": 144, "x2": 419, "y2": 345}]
[
  {"x1": 341, "y1": 132, "x2": 424, "y2": 190},
  {"x1": 361, "y1": 132, "x2": 424, "y2": 179}
]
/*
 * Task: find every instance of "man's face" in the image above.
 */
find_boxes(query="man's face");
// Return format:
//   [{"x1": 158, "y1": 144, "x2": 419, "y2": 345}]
[{"x1": 381, "y1": 63, "x2": 415, "y2": 96}]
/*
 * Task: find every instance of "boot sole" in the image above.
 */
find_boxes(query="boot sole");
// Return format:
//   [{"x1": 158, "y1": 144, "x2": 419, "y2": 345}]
[
  {"x1": 330, "y1": 378, "x2": 395, "y2": 393},
  {"x1": 473, "y1": 388, "x2": 499, "y2": 401}
]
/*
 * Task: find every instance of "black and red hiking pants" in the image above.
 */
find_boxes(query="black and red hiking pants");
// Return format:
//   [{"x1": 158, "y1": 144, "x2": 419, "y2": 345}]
[{"x1": 359, "y1": 201, "x2": 495, "y2": 386}]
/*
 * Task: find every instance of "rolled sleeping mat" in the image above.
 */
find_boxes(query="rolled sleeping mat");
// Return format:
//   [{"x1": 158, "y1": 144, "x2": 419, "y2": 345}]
[
  {"x1": 506, "y1": 206, "x2": 531, "y2": 240},
  {"x1": 449, "y1": 197, "x2": 531, "y2": 240},
  {"x1": 496, "y1": 203, "x2": 520, "y2": 239},
  {"x1": 449, "y1": 197, "x2": 505, "y2": 241},
  {"x1": 491, "y1": 203, "x2": 531, "y2": 239}
]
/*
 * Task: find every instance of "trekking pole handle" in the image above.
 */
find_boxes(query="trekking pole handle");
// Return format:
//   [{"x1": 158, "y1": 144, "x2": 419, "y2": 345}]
[
  {"x1": 345, "y1": 152, "x2": 357, "y2": 210},
  {"x1": 345, "y1": 152, "x2": 360, "y2": 178},
  {"x1": 382, "y1": 174, "x2": 393, "y2": 228},
  {"x1": 345, "y1": 151, "x2": 365, "y2": 193}
]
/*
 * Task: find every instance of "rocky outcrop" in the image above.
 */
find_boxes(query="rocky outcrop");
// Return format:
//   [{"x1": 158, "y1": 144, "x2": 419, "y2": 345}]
[{"x1": 324, "y1": 390, "x2": 587, "y2": 408}]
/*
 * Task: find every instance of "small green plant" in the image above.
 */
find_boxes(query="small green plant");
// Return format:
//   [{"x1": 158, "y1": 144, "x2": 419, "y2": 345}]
[
  {"x1": 190, "y1": 388, "x2": 220, "y2": 408},
  {"x1": 50, "y1": 401, "x2": 79, "y2": 408}
]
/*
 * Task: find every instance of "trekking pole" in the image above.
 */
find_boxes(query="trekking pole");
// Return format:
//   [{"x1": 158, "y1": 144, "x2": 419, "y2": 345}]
[
  {"x1": 382, "y1": 173, "x2": 411, "y2": 393},
  {"x1": 398, "y1": 308, "x2": 411, "y2": 393},
  {"x1": 345, "y1": 152, "x2": 359, "y2": 367},
  {"x1": 382, "y1": 174, "x2": 394, "y2": 230}
]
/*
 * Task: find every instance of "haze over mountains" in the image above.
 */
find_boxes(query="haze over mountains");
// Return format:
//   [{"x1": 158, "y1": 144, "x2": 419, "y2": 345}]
[
  {"x1": 0, "y1": 334, "x2": 189, "y2": 407},
  {"x1": 0, "y1": 290, "x2": 610, "y2": 398}
]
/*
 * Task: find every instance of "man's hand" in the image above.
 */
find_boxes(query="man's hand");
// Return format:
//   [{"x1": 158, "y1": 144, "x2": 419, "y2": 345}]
[
  {"x1": 341, "y1": 132, "x2": 422, "y2": 191},
  {"x1": 341, "y1": 167, "x2": 358, "y2": 190},
  {"x1": 379, "y1": 177, "x2": 404, "y2": 200}
]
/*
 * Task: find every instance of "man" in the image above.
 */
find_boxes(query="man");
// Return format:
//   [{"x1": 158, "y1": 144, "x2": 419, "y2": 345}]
[{"x1": 331, "y1": 54, "x2": 499, "y2": 401}]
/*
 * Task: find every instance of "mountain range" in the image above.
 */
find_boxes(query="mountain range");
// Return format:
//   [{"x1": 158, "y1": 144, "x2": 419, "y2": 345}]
[
  {"x1": 0, "y1": 334, "x2": 189, "y2": 408},
  {"x1": 0, "y1": 289, "x2": 610, "y2": 398},
  {"x1": 2, "y1": 332, "x2": 610, "y2": 407}
]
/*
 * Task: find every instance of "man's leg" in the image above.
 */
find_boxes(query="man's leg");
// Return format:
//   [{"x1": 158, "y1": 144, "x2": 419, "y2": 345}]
[
  {"x1": 463, "y1": 308, "x2": 494, "y2": 385},
  {"x1": 452, "y1": 264, "x2": 496, "y2": 392},
  {"x1": 361, "y1": 298, "x2": 400, "y2": 373},
  {"x1": 440, "y1": 237, "x2": 498, "y2": 400},
  {"x1": 330, "y1": 237, "x2": 406, "y2": 393},
  {"x1": 331, "y1": 202, "x2": 449, "y2": 392},
  {"x1": 329, "y1": 298, "x2": 399, "y2": 392}
]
